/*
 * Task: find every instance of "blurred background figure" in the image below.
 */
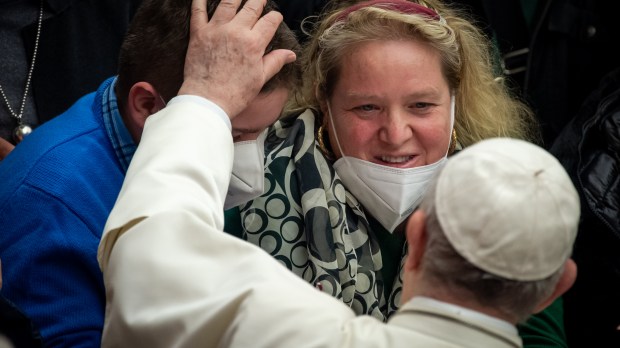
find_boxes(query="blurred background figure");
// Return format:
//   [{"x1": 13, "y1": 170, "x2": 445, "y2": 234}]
[
  {"x1": 549, "y1": 66, "x2": 620, "y2": 347},
  {"x1": 0, "y1": 0, "x2": 142, "y2": 158},
  {"x1": 444, "y1": 0, "x2": 620, "y2": 148}
]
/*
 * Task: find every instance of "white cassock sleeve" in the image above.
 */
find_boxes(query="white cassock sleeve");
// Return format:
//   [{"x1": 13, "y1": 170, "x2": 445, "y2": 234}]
[{"x1": 96, "y1": 98, "x2": 363, "y2": 348}]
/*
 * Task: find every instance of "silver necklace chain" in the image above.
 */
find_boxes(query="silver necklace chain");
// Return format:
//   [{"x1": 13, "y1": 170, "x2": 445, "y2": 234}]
[{"x1": 0, "y1": 0, "x2": 43, "y2": 122}]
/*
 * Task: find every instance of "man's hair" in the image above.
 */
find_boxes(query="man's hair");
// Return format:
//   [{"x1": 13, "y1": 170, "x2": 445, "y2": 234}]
[{"x1": 116, "y1": 0, "x2": 301, "y2": 105}]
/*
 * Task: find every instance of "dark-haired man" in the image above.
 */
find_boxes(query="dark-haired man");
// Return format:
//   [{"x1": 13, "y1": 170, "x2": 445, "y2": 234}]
[{"x1": 0, "y1": 0, "x2": 299, "y2": 345}]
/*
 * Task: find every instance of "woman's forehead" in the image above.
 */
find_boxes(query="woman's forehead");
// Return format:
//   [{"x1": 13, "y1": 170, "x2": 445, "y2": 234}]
[{"x1": 332, "y1": 40, "x2": 449, "y2": 97}]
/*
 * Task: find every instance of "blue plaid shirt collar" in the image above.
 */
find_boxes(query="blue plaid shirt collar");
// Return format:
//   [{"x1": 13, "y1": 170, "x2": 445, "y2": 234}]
[{"x1": 102, "y1": 77, "x2": 136, "y2": 173}]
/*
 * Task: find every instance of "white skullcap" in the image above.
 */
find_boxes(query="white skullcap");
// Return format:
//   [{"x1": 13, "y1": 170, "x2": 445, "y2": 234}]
[{"x1": 435, "y1": 138, "x2": 580, "y2": 281}]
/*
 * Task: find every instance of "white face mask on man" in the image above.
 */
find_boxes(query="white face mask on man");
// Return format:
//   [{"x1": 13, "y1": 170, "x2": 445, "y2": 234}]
[
  {"x1": 224, "y1": 129, "x2": 267, "y2": 210},
  {"x1": 158, "y1": 95, "x2": 266, "y2": 210},
  {"x1": 328, "y1": 96, "x2": 455, "y2": 232}
]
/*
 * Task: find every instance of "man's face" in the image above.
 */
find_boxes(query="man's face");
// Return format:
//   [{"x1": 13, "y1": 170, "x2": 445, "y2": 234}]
[{"x1": 231, "y1": 87, "x2": 289, "y2": 142}]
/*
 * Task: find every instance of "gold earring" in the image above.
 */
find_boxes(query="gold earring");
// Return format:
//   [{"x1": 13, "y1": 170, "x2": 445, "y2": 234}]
[
  {"x1": 317, "y1": 124, "x2": 334, "y2": 160},
  {"x1": 448, "y1": 128, "x2": 458, "y2": 155}
]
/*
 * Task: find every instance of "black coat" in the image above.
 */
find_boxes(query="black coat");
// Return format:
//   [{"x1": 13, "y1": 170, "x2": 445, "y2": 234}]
[
  {"x1": 550, "y1": 67, "x2": 620, "y2": 347},
  {"x1": 447, "y1": 0, "x2": 620, "y2": 148}
]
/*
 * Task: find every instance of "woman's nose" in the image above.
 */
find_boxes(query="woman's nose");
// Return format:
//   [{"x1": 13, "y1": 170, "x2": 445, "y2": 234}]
[{"x1": 379, "y1": 109, "x2": 413, "y2": 145}]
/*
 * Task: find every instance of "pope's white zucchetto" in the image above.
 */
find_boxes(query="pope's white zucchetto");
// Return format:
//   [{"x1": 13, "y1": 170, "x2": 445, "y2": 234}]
[{"x1": 435, "y1": 138, "x2": 580, "y2": 281}]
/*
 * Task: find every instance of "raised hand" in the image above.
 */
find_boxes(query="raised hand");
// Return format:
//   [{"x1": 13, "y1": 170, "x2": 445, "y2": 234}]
[{"x1": 178, "y1": 0, "x2": 296, "y2": 118}]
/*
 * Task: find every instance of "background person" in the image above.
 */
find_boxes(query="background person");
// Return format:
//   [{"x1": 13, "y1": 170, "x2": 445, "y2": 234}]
[
  {"x1": 549, "y1": 66, "x2": 620, "y2": 347},
  {"x1": 445, "y1": 0, "x2": 620, "y2": 148},
  {"x1": 0, "y1": 0, "x2": 143, "y2": 158},
  {"x1": 0, "y1": 0, "x2": 299, "y2": 345}
]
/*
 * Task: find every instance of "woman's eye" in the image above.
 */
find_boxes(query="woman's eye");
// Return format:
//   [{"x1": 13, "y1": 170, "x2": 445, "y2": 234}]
[
  {"x1": 412, "y1": 102, "x2": 431, "y2": 109},
  {"x1": 356, "y1": 104, "x2": 377, "y2": 112}
]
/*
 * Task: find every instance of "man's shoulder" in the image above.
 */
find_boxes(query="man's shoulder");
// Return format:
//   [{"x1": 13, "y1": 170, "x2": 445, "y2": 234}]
[{"x1": 0, "y1": 99, "x2": 119, "y2": 210}]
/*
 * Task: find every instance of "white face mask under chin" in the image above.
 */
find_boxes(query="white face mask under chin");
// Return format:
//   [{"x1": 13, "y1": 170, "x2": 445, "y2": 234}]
[
  {"x1": 224, "y1": 130, "x2": 267, "y2": 210},
  {"x1": 329, "y1": 96, "x2": 455, "y2": 232},
  {"x1": 334, "y1": 156, "x2": 447, "y2": 232}
]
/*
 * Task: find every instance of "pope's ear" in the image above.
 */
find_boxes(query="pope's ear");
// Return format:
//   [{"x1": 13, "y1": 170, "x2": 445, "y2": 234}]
[
  {"x1": 405, "y1": 210, "x2": 428, "y2": 272},
  {"x1": 533, "y1": 259, "x2": 577, "y2": 313}
]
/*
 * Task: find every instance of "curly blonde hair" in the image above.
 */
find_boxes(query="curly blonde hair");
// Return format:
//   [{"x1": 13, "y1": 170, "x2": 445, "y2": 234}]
[{"x1": 292, "y1": 0, "x2": 540, "y2": 146}]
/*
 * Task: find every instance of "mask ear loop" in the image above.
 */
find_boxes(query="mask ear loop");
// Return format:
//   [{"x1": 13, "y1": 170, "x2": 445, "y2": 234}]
[
  {"x1": 445, "y1": 93, "x2": 456, "y2": 157},
  {"x1": 325, "y1": 101, "x2": 365, "y2": 212},
  {"x1": 256, "y1": 128, "x2": 269, "y2": 147},
  {"x1": 325, "y1": 101, "x2": 352, "y2": 169},
  {"x1": 234, "y1": 127, "x2": 269, "y2": 230}
]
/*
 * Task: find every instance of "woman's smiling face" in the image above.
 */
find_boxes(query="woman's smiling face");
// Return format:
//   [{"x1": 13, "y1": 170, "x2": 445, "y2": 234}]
[{"x1": 323, "y1": 39, "x2": 452, "y2": 168}]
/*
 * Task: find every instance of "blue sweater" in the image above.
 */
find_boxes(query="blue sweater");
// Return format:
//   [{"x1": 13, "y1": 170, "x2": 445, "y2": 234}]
[{"x1": 0, "y1": 78, "x2": 127, "y2": 347}]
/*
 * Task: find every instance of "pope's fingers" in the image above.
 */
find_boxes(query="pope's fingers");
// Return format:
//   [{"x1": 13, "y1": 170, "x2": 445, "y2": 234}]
[
  {"x1": 250, "y1": 10, "x2": 283, "y2": 48},
  {"x1": 189, "y1": 0, "x2": 208, "y2": 29},
  {"x1": 262, "y1": 49, "x2": 297, "y2": 83},
  {"x1": 234, "y1": 0, "x2": 267, "y2": 27},
  {"x1": 210, "y1": 0, "x2": 243, "y2": 25}
]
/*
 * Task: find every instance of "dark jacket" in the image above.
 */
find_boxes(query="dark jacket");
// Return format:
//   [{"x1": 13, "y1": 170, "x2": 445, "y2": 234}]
[
  {"x1": 525, "y1": 0, "x2": 620, "y2": 148},
  {"x1": 447, "y1": 0, "x2": 620, "y2": 148},
  {"x1": 550, "y1": 67, "x2": 620, "y2": 347},
  {"x1": 23, "y1": 0, "x2": 142, "y2": 123}
]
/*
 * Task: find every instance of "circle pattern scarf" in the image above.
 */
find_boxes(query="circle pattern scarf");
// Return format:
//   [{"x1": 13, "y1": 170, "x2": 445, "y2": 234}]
[{"x1": 237, "y1": 109, "x2": 406, "y2": 321}]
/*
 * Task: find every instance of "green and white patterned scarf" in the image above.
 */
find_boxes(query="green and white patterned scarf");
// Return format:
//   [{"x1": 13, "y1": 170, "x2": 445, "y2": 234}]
[{"x1": 237, "y1": 109, "x2": 406, "y2": 321}]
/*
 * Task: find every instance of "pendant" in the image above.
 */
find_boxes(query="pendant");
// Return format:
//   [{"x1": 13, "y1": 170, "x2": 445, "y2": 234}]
[{"x1": 13, "y1": 124, "x2": 33, "y2": 143}]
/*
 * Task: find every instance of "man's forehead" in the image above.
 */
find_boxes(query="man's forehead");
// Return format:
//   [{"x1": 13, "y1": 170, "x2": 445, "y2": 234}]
[{"x1": 231, "y1": 87, "x2": 289, "y2": 138}]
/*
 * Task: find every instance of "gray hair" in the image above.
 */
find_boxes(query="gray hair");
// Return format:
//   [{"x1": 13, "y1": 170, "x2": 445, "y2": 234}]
[{"x1": 417, "y1": 178, "x2": 564, "y2": 323}]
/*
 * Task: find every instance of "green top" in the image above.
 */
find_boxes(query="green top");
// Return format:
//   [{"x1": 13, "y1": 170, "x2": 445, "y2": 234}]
[{"x1": 519, "y1": 297, "x2": 567, "y2": 347}]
